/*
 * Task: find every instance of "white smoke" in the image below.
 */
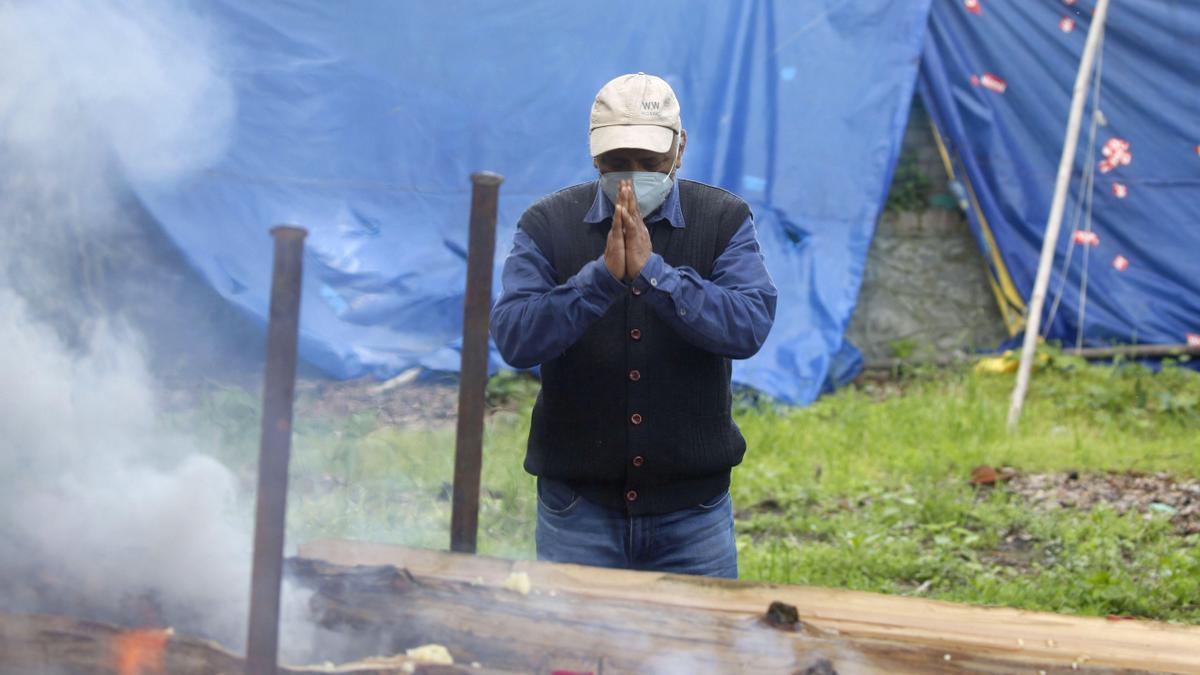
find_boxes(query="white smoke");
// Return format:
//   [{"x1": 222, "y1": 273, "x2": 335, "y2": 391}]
[
  {"x1": 0, "y1": 294, "x2": 254, "y2": 643},
  {"x1": 0, "y1": 0, "x2": 234, "y2": 188},
  {"x1": 0, "y1": 0, "x2": 318, "y2": 660}
]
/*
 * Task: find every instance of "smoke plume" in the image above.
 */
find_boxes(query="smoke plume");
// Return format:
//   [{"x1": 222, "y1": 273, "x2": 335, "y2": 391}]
[{"x1": 0, "y1": 0, "x2": 315, "y2": 660}]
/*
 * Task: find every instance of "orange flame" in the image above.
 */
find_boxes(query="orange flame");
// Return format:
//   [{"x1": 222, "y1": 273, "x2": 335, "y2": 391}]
[{"x1": 111, "y1": 628, "x2": 170, "y2": 675}]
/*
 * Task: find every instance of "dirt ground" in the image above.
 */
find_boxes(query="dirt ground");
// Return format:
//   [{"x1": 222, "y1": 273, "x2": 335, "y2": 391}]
[
  {"x1": 294, "y1": 371, "x2": 460, "y2": 428},
  {"x1": 1001, "y1": 469, "x2": 1200, "y2": 536}
]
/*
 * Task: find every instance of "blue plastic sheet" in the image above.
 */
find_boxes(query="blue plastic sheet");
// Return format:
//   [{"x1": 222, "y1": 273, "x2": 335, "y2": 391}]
[
  {"x1": 133, "y1": 0, "x2": 932, "y2": 404},
  {"x1": 919, "y1": 1, "x2": 1200, "y2": 351}
]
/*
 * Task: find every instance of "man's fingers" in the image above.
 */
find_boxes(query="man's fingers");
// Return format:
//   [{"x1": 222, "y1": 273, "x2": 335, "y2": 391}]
[
  {"x1": 606, "y1": 202, "x2": 626, "y2": 281},
  {"x1": 622, "y1": 179, "x2": 643, "y2": 224},
  {"x1": 619, "y1": 205, "x2": 635, "y2": 242},
  {"x1": 625, "y1": 179, "x2": 641, "y2": 220}
]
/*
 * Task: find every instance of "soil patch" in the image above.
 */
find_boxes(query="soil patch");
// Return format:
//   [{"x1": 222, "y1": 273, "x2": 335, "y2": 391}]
[
  {"x1": 1003, "y1": 470, "x2": 1200, "y2": 535},
  {"x1": 295, "y1": 371, "x2": 459, "y2": 428}
]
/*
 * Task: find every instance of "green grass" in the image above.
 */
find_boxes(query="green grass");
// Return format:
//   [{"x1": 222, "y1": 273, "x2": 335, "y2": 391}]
[
  {"x1": 176, "y1": 356, "x2": 1200, "y2": 623},
  {"x1": 733, "y1": 356, "x2": 1200, "y2": 622},
  {"x1": 177, "y1": 378, "x2": 538, "y2": 559}
]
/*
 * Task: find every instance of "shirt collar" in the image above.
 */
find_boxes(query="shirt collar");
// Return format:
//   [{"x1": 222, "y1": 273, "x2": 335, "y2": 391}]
[{"x1": 583, "y1": 178, "x2": 685, "y2": 229}]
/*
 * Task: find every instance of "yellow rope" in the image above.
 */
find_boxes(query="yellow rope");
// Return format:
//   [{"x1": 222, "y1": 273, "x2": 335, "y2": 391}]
[{"x1": 929, "y1": 118, "x2": 1027, "y2": 335}]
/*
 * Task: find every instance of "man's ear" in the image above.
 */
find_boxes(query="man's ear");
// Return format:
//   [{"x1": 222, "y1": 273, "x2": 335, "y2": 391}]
[{"x1": 675, "y1": 129, "x2": 687, "y2": 172}]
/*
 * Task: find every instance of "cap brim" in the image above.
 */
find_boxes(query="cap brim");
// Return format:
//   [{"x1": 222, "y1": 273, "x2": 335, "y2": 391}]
[{"x1": 590, "y1": 124, "x2": 675, "y2": 157}]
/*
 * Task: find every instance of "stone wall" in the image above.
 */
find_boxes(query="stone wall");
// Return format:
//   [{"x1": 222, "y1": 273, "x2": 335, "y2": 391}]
[{"x1": 844, "y1": 98, "x2": 1010, "y2": 365}]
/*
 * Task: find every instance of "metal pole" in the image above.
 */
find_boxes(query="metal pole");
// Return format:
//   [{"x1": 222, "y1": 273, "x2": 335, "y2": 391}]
[
  {"x1": 246, "y1": 225, "x2": 307, "y2": 674},
  {"x1": 450, "y1": 172, "x2": 503, "y2": 553},
  {"x1": 1007, "y1": 0, "x2": 1111, "y2": 431}
]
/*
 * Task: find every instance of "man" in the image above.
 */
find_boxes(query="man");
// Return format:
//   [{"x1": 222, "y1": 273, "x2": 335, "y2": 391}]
[{"x1": 490, "y1": 73, "x2": 777, "y2": 578}]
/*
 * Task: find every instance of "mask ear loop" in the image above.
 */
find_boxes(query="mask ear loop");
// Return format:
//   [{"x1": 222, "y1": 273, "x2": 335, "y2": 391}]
[{"x1": 667, "y1": 133, "x2": 681, "y2": 178}]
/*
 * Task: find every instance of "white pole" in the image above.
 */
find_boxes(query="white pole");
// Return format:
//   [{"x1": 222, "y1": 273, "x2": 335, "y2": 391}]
[{"x1": 1007, "y1": 0, "x2": 1112, "y2": 431}]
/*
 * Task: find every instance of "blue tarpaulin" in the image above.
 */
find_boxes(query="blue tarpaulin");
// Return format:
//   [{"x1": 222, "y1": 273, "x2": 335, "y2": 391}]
[
  {"x1": 132, "y1": 0, "x2": 932, "y2": 405},
  {"x1": 918, "y1": 0, "x2": 1200, "y2": 350}
]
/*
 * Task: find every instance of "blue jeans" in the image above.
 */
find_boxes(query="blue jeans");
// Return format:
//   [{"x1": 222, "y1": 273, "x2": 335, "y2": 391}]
[{"x1": 535, "y1": 477, "x2": 738, "y2": 579}]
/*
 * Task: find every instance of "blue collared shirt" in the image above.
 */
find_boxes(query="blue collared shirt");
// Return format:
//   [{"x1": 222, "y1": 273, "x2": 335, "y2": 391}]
[{"x1": 490, "y1": 180, "x2": 777, "y2": 369}]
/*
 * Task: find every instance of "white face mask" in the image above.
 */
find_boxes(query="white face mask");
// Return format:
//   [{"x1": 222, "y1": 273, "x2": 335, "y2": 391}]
[{"x1": 599, "y1": 138, "x2": 680, "y2": 217}]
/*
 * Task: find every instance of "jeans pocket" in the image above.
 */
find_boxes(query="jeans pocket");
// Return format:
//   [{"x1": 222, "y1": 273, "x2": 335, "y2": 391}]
[
  {"x1": 537, "y1": 477, "x2": 581, "y2": 516},
  {"x1": 695, "y1": 490, "x2": 730, "y2": 512}
]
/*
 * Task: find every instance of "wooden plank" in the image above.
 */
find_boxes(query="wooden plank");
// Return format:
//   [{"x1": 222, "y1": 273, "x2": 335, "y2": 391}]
[
  {"x1": 290, "y1": 558, "x2": 1069, "y2": 674},
  {"x1": 299, "y1": 539, "x2": 1200, "y2": 674}
]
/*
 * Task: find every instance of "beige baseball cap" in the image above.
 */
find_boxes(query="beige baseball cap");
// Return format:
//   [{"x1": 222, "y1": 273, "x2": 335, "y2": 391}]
[{"x1": 589, "y1": 72, "x2": 681, "y2": 157}]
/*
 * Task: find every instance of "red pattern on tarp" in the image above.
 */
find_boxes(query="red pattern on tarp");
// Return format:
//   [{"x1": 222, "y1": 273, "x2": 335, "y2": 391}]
[
  {"x1": 1099, "y1": 137, "x2": 1132, "y2": 173},
  {"x1": 981, "y1": 72, "x2": 1007, "y2": 94},
  {"x1": 1073, "y1": 230, "x2": 1100, "y2": 246}
]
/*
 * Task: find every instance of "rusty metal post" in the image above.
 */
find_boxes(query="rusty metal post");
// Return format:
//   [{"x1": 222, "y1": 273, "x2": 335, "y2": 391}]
[
  {"x1": 450, "y1": 172, "x2": 503, "y2": 553},
  {"x1": 246, "y1": 225, "x2": 307, "y2": 675}
]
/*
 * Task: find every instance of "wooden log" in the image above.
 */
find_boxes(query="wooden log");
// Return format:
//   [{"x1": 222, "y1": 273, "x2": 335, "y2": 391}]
[
  {"x1": 1068, "y1": 343, "x2": 1200, "y2": 359},
  {"x1": 7, "y1": 542, "x2": 1197, "y2": 674},
  {"x1": 299, "y1": 539, "x2": 1200, "y2": 675},
  {"x1": 291, "y1": 558, "x2": 1043, "y2": 674},
  {"x1": 0, "y1": 614, "x2": 243, "y2": 675},
  {"x1": 0, "y1": 612, "x2": 516, "y2": 675}
]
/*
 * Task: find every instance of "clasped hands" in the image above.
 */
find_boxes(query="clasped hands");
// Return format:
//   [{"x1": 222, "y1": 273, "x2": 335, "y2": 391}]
[{"x1": 604, "y1": 179, "x2": 653, "y2": 282}]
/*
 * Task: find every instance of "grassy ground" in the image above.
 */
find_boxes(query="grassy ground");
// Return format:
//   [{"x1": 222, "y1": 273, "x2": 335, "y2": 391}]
[
  {"x1": 179, "y1": 354, "x2": 1200, "y2": 624},
  {"x1": 732, "y1": 356, "x2": 1200, "y2": 623}
]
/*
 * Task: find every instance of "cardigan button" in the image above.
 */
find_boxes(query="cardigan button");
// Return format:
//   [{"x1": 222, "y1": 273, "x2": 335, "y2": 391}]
[
  {"x1": 631, "y1": 286, "x2": 642, "y2": 296},
  {"x1": 629, "y1": 369, "x2": 641, "y2": 382},
  {"x1": 632, "y1": 456, "x2": 645, "y2": 468},
  {"x1": 629, "y1": 328, "x2": 642, "y2": 341},
  {"x1": 630, "y1": 413, "x2": 643, "y2": 425},
  {"x1": 625, "y1": 490, "x2": 639, "y2": 502}
]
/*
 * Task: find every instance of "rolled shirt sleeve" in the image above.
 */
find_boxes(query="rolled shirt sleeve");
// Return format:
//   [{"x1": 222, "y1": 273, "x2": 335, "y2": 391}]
[
  {"x1": 489, "y1": 229, "x2": 626, "y2": 368},
  {"x1": 636, "y1": 215, "x2": 777, "y2": 359}
]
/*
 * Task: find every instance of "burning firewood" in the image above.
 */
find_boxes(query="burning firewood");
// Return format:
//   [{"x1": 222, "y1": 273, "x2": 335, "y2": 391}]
[
  {"x1": 0, "y1": 613, "x2": 513, "y2": 674},
  {"x1": 113, "y1": 627, "x2": 173, "y2": 675},
  {"x1": 4, "y1": 552, "x2": 1190, "y2": 674}
]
